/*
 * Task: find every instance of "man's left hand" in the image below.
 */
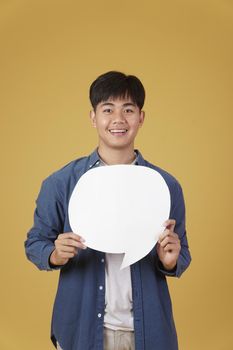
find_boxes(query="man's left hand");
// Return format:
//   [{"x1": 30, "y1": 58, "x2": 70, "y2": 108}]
[{"x1": 156, "y1": 219, "x2": 181, "y2": 271}]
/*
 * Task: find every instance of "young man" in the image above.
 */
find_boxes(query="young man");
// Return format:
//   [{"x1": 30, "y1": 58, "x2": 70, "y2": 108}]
[{"x1": 25, "y1": 71, "x2": 191, "y2": 350}]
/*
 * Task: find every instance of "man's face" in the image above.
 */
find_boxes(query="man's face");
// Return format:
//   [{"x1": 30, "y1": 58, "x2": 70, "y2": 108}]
[{"x1": 90, "y1": 97, "x2": 145, "y2": 151}]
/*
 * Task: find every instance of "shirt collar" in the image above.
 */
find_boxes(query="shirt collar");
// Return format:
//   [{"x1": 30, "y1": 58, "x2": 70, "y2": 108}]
[
  {"x1": 87, "y1": 148, "x2": 101, "y2": 169},
  {"x1": 134, "y1": 149, "x2": 146, "y2": 166},
  {"x1": 87, "y1": 148, "x2": 146, "y2": 169}
]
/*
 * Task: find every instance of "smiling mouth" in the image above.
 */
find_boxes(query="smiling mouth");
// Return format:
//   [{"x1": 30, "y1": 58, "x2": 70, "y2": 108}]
[{"x1": 109, "y1": 129, "x2": 128, "y2": 135}]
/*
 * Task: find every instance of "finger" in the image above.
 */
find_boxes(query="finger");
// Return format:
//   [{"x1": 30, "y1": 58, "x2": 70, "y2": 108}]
[
  {"x1": 57, "y1": 233, "x2": 85, "y2": 243},
  {"x1": 58, "y1": 251, "x2": 77, "y2": 259},
  {"x1": 159, "y1": 236, "x2": 179, "y2": 248},
  {"x1": 159, "y1": 231, "x2": 180, "y2": 244},
  {"x1": 158, "y1": 229, "x2": 170, "y2": 243},
  {"x1": 163, "y1": 219, "x2": 176, "y2": 232},
  {"x1": 158, "y1": 229, "x2": 179, "y2": 243},
  {"x1": 163, "y1": 243, "x2": 181, "y2": 253},
  {"x1": 56, "y1": 238, "x2": 87, "y2": 250},
  {"x1": 74, "y1": 234, "x2": 86, "y2": 242},
  {"x1": 57, "y1": 232, "x2": 86, "y2": 242},
  {"x1": 57, "y1": 238, "x2": 83, "y2": 247},
  {"x1": 169, "y1": 231, "x2": 179, "y2": 239},
  {"x1": 58, "y1": 246, "x2": 78, "y2": 254}
]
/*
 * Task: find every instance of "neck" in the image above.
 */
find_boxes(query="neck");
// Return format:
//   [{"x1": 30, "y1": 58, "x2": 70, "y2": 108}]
[{"x1": 97, "y1": 145, "x2": 136, "y2": 165}]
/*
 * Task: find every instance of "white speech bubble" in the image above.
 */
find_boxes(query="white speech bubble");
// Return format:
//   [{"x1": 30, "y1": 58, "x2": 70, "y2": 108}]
[{"x1": 68, "y1": 165, "x2": 170, "y2": 269}]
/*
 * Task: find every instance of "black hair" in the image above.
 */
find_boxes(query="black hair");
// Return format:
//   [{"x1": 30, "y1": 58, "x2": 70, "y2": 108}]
[{"x1": 89, "y1": 71, "x2": 145, "y2": 111}]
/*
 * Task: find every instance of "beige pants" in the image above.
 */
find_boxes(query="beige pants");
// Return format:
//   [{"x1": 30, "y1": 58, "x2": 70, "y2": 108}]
[
  {"x1": 57, "y1": 328, "x2": 135, "y2": 350},
  {"x1": 104, "y1": 328, "x2": 135, "y2": 350}
]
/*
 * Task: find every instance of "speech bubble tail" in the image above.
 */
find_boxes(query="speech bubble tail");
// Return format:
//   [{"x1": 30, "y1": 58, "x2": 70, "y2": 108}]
[
  {"x1": 120, "y1": 239, "x2": 159, "y2": 270},
  {"x1": 120, "y1": 259, "x2": 130, "y2": 270},
  {"x1": 120, "y1": 255, "x2": 130, "y2": 270},
  {"x1": 120, "y1": 252, "x2": 143, "y2": 269}
]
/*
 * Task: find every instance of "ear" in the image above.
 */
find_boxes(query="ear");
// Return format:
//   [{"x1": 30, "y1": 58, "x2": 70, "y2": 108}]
[
  {"x1": 90, "y1": 110, "x2": 96, "y2": 127},
  {"x1": 139, "y1": 110, "x2": 145, "y2": 127}
]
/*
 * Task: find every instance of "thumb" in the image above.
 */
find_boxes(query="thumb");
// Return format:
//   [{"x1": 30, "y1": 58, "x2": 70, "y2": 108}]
[{"x1": 163, "y1": 219, "x2": 176, "y2": 232}]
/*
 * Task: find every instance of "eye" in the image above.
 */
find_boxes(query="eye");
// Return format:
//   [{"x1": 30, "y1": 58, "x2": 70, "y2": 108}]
[
  {"x1": 124, "y1": 108, "x2": 134, "y2": 113},
  {"x1": 103, "y1": 108, "x2": 112, "y2": 114}
]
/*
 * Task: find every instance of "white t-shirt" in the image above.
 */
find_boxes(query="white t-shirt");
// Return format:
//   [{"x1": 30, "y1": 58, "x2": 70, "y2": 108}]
[
  {"x1": 104, "y1": 253, "x2": 134, "y2": 331},
  {"x1": 99, "y1": 156, "x2": 136, "y2": 331}
]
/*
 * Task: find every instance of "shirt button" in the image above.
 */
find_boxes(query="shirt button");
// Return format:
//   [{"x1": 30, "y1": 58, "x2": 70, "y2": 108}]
[
  {"x1": 98, "y1": 313, "x2": 102, "y2": 318},
  {"x1": 99, "y1": 285, "x2": 103, "y2": 290},
  {"x1": 101, "y1": 258, "x2": 104, "y2": 263}
]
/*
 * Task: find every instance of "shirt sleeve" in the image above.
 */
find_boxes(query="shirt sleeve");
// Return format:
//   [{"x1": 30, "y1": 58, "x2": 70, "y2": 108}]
[
  {"x1": 155, "y1": 181, "x2": 191, "y2": 277},
  {"x1": 24, "y1": 175, "x2": 65, "y2": 271}
]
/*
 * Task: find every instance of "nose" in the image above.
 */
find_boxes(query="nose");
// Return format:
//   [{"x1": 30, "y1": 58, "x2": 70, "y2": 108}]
[{"x1": 112, "y1": 110, "x2": 126, "y2": 124}]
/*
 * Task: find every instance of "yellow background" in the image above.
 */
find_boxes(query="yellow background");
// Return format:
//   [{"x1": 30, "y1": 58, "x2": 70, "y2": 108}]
[{"x1": 0, "y1": 0, "x2": 232, "y2": 349}]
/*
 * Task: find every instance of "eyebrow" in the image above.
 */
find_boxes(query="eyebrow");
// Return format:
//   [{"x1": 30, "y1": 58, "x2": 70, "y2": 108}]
[{"x1": 100, "y1": 102, "x2": 136, "y2": 107}]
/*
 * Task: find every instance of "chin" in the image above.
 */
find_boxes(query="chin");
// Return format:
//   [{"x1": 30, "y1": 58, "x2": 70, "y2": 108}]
[{"x1": 109, "y1": 143, "x2": 132, "y2": 150}]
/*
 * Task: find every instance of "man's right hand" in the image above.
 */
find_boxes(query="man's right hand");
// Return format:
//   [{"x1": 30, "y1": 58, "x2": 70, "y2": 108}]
[{"x1": 49, "y1": 232, "x2": 87, "y2": 266}]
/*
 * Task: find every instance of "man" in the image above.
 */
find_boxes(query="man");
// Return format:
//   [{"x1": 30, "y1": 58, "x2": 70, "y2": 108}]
[{"x1": 25, "y1": 71, "x2": 191, "y2": 350}]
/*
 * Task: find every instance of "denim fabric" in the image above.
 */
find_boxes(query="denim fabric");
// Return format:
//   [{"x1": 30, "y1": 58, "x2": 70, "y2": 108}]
[{"x1": 25, "y1": 149, "x2": 191, "y2": 350}]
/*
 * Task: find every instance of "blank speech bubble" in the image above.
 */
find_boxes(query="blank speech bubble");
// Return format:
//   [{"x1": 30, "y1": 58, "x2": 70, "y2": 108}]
[{"x1": 68, "y1": 165, "x2": 170, "y2": 269}]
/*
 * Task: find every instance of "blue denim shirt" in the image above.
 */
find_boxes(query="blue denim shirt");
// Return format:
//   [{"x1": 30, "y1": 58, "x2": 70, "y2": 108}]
[{"x1": 25, "y1": 149, "x2": 191, "y2": 350}]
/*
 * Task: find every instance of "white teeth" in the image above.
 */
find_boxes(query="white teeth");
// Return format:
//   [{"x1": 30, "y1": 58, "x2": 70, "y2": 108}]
[{"x1": 109, "y1": 129, "x2": 127, "y2": 133}]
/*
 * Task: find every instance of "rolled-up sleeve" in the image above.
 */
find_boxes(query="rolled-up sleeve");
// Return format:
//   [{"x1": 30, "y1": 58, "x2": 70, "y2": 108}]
[{"x1": 24, "y1": 175, "x2": 65, "y2": 270}]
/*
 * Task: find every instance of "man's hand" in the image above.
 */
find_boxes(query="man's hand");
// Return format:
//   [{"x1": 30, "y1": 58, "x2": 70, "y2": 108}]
[
  {"x1": 50, "y1": 232, "x2": 86, "y2": 266},
  {"x1": 156, "y1": 219, "x2": 181, "y2": 271}
]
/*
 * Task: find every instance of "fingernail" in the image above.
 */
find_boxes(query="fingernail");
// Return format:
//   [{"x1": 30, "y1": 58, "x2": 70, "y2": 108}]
[{"x1": 80, "y1": 237, "x2": 85, "y2": 242}]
